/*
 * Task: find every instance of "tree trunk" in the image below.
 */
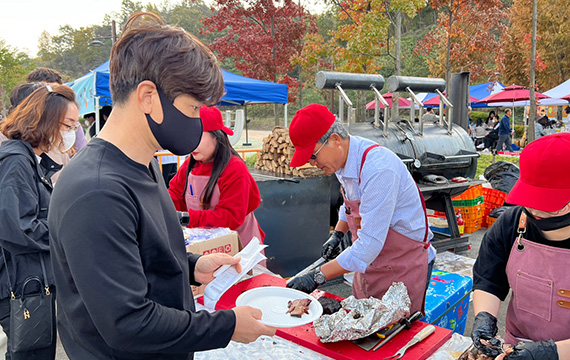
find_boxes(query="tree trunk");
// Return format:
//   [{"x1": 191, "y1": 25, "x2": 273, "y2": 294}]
[
  {"x1": 528, "y1": 0, "x2": 537, "y2": 144},
  {"x1": 391, "y1": 10, "x2": 402, "y2": 121},
  {"x1": 445, "y1": 10, "x2": 452, "y2": 123},
  {"x1": 274, "y1": 103, "x2": 280, "y2": 126}
]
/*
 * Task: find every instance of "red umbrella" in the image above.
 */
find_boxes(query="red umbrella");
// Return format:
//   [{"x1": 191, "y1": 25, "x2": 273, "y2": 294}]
[
  {"x1": 478, "y1": 84, "x2": 549, "y2": 103},
  {"x1": 366, "y1": 93, "x2": 411, "y2": 110},
  {"x1": 423, "y1": 92, "x2": 480, "y2": 106}
]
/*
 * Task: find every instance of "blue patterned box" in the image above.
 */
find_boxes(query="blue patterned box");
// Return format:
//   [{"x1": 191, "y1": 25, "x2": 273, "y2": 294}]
[{"x1": 421, "y1": 269, "x2": 472, "y2": 335}]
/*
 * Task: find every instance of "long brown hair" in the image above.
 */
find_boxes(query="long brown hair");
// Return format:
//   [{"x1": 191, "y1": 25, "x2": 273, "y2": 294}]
[
  {"x1": 1, "y1": 85, "x2": 77, "y2": 152},
  {"x1": 187, "y1": 130, "x2": 240, "y2": 210}
]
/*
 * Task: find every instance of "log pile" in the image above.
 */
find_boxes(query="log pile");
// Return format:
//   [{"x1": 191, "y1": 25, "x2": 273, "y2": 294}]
[{"x1": 254, "y1": 127, "x2": 326, "y2": 177}]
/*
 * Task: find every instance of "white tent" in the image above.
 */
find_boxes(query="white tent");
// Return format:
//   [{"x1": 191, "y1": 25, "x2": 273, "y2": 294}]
[{"x1": 544, "y1": 78, "x2": 570, "y2": 100}]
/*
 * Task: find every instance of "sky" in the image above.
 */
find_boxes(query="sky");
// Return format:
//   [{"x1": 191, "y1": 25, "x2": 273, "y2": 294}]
[{"x1": 0, "y1": 0, "x2": 326, "y2": 57}]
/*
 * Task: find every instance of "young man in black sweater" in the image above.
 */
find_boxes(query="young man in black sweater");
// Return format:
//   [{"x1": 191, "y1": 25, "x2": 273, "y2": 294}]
[{"x1": 49, "y1": 12, "x2": 275, "y2": 360}]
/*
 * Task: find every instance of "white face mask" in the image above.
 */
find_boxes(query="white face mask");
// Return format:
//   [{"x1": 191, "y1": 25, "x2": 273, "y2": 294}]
[{"x1": 59, "y1": 130, "x2": 76, "y2": 153}]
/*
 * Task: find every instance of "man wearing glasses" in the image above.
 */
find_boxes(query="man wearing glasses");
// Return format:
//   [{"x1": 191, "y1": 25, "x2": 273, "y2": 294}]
[{"x1": 286, "y1": 104, "x2": 436, "y2": 314}]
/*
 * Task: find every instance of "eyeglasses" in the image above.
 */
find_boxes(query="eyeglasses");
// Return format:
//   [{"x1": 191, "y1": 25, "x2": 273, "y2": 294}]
[
  {"x1": 60, "y1": 122, "x2": 80, "y2": 132},
  {"x1": 310, "y1": 139, "x2": 328, "y2": 160}
]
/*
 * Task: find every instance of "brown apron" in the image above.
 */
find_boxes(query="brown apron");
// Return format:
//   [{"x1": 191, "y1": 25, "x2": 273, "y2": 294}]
[
  {"x1": 505, "y1": 212, "x2": 570, "y2": 344},
  {"x1": 344, "y1": 145, "x2": 430, "y2": 314},
  {"x1": 185, "y1": 173, "x2": 265, "y2": 265}
]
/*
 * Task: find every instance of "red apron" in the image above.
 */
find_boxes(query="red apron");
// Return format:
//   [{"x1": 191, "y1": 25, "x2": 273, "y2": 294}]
[
  {"x1": 185, "y1": 173, "x2": 265, "y2": 264},
  {"x1": 345, "y1": 145, "x2": 430, "y2": 314},
  {"x1": 505, "y1": 212, "x2": 570, "y2": 344}
]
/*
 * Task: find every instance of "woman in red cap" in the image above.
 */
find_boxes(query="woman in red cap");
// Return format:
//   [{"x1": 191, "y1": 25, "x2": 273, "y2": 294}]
[
  {"x1": 472, "y1": 133, "x2": 570, "y2": 359},
  {"x1": 168, "y1": 106, "x2": 265, "y2": 250}
]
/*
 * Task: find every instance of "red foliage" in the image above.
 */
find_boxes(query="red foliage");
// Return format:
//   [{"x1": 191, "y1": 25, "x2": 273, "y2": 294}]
[{"x1": 202, "y1": 0, "x2": 315, "y2": 100}]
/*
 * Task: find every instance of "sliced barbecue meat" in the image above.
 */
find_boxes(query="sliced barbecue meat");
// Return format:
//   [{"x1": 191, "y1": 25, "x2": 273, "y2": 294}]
[
  {"x1": 318, "y1": 297, "x2": 342, "y2": 315},
  {"x1": 287, "y1": 298, "x2": 311, "y2": 318}
]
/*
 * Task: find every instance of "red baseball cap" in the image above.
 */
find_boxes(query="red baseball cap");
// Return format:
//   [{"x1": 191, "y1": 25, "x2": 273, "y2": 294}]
[
  {"x1": 200, "y1": 105, "x2": 234, "y2": 136},
  {"x1": 507, "y1": 133, "x2": 570, "y2": 212},
  {"x1": 289, "y1": 104, "x2": 335, "y2": 167}
]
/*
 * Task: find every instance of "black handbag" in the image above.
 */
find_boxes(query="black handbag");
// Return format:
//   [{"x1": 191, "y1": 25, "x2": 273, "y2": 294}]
[{"x1": 2, "y1": 249, "x2": 54, "y2": 352}]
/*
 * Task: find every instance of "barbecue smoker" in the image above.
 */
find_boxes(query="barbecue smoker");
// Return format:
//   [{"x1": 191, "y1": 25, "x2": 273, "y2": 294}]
[
  {"x1": 316, "y1": 71, "x2": 480, "y2": 252},
  {"x1": 252, "y1": 72, "x2": 479, "y2": 277}
]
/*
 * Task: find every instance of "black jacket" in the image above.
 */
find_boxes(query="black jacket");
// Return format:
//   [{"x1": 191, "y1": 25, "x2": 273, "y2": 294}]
[{"x1": 0, "y1": 140, "x2": 55, "y2": 298}]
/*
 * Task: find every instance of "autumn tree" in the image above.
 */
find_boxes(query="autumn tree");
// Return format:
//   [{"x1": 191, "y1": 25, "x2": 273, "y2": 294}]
[
  {"x1": 202, "y1": 0, "x2": 315, "y2": 124},
  {"x1": 503, "y1": 0, "x2": 570, "y2": 91},
  {"x1": 0, "y1": 40, "x2": 35, "y2": 114},
  {"x1": 295, "y1": 0, "x2": 427, "y2": 120},
  {"x1": 415, "y1": 0, "x2": 508, "y2": 87}
]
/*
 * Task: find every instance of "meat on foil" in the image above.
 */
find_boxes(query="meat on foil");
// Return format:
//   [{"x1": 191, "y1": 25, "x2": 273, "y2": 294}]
[{"x1": 287, "y1": 298, "x2": 311, "y2": 318}]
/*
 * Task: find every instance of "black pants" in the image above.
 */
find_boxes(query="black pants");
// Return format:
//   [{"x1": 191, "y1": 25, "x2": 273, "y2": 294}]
[
  {"x1": 0, "y1": 288, "x2": 56, "y2": 360},
  {"x1": 426, "y1": 258, "x2": 435, "y2": 291}
]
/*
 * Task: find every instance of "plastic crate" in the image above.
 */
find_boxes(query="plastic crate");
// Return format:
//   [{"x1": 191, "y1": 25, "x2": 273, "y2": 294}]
[
  {"x1": 452, "y1": 184, "x2": 483, "y2": 201},
  {"x1": 464, "y1": 218, "x2": 483, "y2": 233},
  {"x1": 482, "y1": 188, "x2": 507, "y2": 210},
  {"x1": 452, "y1": 196, "x2": 484, "y2": 207},
  {"x1": 455, "y1": 205, "x2": 484, "y2": 221}
]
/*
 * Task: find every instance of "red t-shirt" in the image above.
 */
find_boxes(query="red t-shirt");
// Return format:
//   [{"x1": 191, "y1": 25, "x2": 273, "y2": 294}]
[{"x1": 168, "y1": 155, "x2": 264, "y2": 239}]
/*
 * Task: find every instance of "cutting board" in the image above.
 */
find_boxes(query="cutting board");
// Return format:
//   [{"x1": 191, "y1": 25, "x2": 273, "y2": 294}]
[{"x1": 211, "y1": 274, "x2": 452, "y2": 360}]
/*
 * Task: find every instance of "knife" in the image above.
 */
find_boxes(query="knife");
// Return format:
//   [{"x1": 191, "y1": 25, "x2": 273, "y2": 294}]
[
  {"x1": 372, "y1": 311, "x2": 423, "y2": 351},
  {"x1": 352, "y1": 311, "x2": 422, "y2": 352}
]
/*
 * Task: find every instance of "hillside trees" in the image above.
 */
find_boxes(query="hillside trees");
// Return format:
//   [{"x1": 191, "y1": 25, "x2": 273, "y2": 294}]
[
  {"x1": 503, "y1": 0, "x2": 570, "y2": 90},
  {"x1": 0, "y1": 40, "x2": 35, "y2": 114},
  {"x1": 416, "y1": 0, "x2": 508, "y2": 87}
]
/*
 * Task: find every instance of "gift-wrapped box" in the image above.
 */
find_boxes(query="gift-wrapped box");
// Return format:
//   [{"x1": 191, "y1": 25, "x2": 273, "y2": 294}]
[{"x1": 422, "y1": 269, "x2": 472, "y2": 335}]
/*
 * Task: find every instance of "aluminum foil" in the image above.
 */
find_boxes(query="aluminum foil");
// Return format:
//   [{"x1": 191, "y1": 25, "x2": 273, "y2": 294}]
[{"x1": 313, "y1": 282, "x2": 411, "y2": 343}]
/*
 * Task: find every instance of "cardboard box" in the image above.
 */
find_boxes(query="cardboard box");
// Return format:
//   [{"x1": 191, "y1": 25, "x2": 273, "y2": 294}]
[
  {"x1": 186, "y1": 231, "x2": 241, "y2": 297},
  {"x1": 422, "y1": 269, "x2": 473, "y2": 335},
  {"x1": 186, "y1": 231, "x2": 240, "y2": 256}
]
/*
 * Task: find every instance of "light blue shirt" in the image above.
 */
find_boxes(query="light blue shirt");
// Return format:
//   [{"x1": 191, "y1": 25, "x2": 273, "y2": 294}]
[{"x1": 335, "y1": 136, "x2": 436, "y2": 274}]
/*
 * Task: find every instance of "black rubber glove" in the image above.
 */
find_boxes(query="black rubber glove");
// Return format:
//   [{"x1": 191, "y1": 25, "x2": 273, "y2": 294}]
[
  {"x1": 286, "y1": 270, "x2": 319, "y2": 294},
  {"x1": 471, "y1": 311, "x2": 502, "y2": 357},
  {"x1": 321, "y1": 230, "x2": 345, "y2": 260},
  {"x1": 506, "y1": 339, "x2": 558, "y2": 360}
]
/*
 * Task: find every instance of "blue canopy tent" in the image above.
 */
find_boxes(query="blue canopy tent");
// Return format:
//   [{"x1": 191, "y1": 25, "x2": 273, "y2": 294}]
[
  {"x1": 417, "y1": 81, "x2": 504, "y2": 108},
  {"x1": 69, "y1": 60, "x2": 289, "y2": 142}
]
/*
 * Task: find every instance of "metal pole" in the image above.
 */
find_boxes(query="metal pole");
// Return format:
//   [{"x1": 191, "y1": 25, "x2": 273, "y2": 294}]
[
  {"x1": 243, "y1": 103, "x2": 251, "y2": 146},
  {"x1": 284, "y1": 103, "x2": 288, "y2": 127}
]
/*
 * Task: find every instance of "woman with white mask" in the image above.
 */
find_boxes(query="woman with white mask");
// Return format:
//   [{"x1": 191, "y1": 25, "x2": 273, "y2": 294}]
[{"x1": 0, "y1": 84, "x2": 78, "y2": 360}]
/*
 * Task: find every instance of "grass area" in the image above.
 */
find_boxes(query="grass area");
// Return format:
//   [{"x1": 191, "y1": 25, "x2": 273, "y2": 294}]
[{"x1": 476, "y1": 154, "x2": 519, "y2": 179}]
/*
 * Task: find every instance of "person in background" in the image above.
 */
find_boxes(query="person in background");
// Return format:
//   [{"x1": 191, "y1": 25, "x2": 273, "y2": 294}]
[
  {"x1": 169, "y1": 105, "x2": 265, "y2": 249},
  {"x1": 484, "y1": 115, "x2": 500, "y2": 150},
  {"x1": 0, "y1": 84, "x2": 79, "y2": 360},
  {"x1": 27, "y1": 68, "x2": 87, "y2": 154},
  {"x1": 2, "y1": 83, "x2": 65, "y2": 181},
  {"x1": 83, "y1": 112, "x2": 96, "y2": 140},
  {"x1": 472, "y1": 133, "x2": 570, "y2": 360},
  {"x1": 89, "y1": 105, "x2": 111, "y2": 138},
  {"x1": 486, "y1": 110, "x2": 498, "y2": 127},
  {"x1": 422, "y1": 106, "x2": 438, "y2": 122},
  {"x1": 286, "y1": 104, "x2": 435, "y2": 314},
  {"x1": 496, "y1": 108, "x2": 514, "y2": 152},
  {"x1": 563, "y1": 107, "x2": 570, "y2": 132},
  {"x1": 48, "y1": 12, "x2": 275, "y2": 360},
  {"x1": 1, "y1": 82, "x2": 45, "y2": 144}
]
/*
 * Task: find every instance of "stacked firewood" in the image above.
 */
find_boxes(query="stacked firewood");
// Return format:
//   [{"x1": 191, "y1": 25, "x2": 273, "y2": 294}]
[{"x1": 254, "y1": 127, "x2": 325, "y2": 177}]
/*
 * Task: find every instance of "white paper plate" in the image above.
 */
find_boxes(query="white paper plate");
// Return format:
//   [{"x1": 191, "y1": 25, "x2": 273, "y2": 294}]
[{"x1": 235, "y1": 287, "x2": 323, "y2": 328}]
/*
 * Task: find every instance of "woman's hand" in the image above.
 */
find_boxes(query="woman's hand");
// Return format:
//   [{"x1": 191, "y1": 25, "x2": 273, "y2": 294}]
[{"x1": 194, "y1": 254, "x2": 242, "y2": 285}]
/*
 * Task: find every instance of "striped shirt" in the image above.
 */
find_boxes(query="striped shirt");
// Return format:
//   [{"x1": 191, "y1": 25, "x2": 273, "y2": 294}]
[{"x1": 335, "y1": 136, "x2": 436, "y2": 274}]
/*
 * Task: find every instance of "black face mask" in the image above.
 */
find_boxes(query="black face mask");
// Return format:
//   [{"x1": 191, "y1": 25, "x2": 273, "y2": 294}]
[
  {"x1": 146, "y1": 88, "x2": 202, "y2": 156},
  {"x1": 524, "y1": 208, "x2": 570, "y2": 232}
]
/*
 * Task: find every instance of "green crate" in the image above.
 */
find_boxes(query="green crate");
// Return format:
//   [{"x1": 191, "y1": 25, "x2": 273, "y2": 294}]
[{"x1": 452, "y1": 196, "x2": 484, "y2": 207}]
